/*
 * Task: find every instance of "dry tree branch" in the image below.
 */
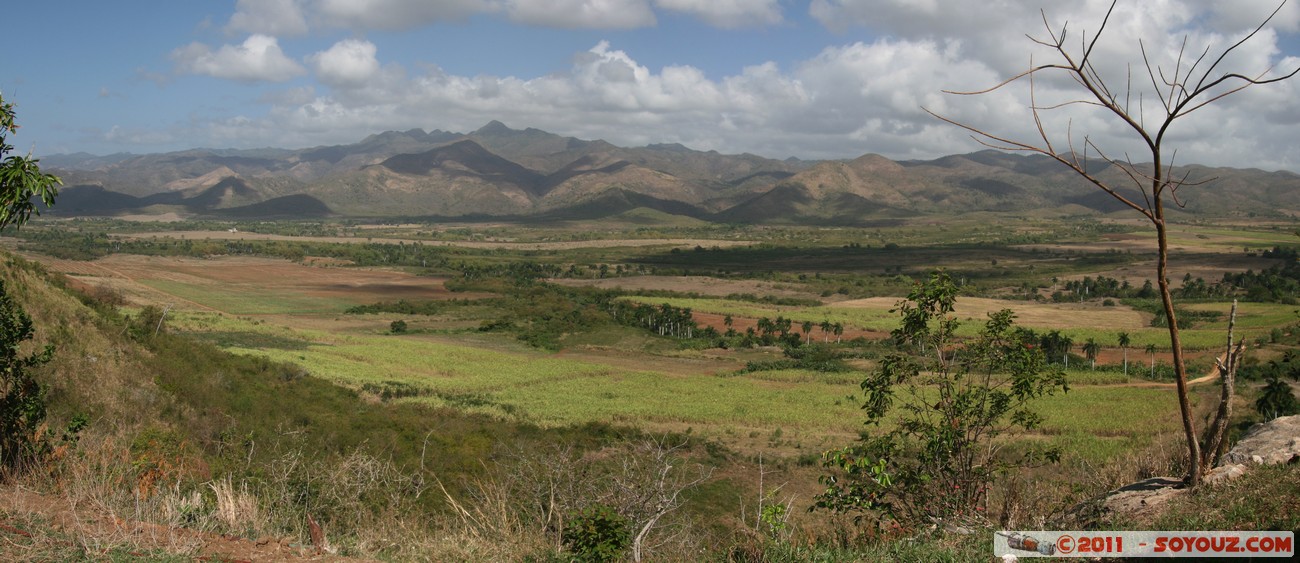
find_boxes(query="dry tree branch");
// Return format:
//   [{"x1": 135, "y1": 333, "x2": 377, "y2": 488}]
[
  {"x1": 941, "y1": 65, "x2": 1063, "y2": 96},
  {"x1": 1083, "y1": 137, "x2": 1145, "y2": 190},
  {"x1": 1140, "y1": 42, "x2": 1166, "y2": 110},
  {"x1": 927, "y1": 0, "x2": 1296, "y2": 490},
  {"x1": 1031, "y1": 99, "x2": 1107, "y2": 111},
  {"x1": 1081, "y1": 3, "x2": 1117, "y2": 64},
  {"x1": 922, "y1": 108, "x2": 1154, "y2": 219},
  {"x1": 1179, "y1": 67, "x2": 1299, "y2": 117},
  {"x1": 1180, "y1": 43, "x2": 1217, "y2": 103},
  {"x1": 1192, "y1": 0, "x2": 1290, "y2": 95},
  {"x1": 931, "y1": 0, "x2": 1296, "y2": 221}
]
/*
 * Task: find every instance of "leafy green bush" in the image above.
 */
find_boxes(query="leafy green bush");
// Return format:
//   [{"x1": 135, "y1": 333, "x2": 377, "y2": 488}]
[
  {"x1": 563, "y1": 504, "x2": 631, "y2": 562},
  {"x1": 0, "y1": 279, "x2": 55, "y2": 473},
  {"x1": 1254, "y1": 352, "x2": 1299, "y2": 419},
  {"x1": 815, "y1": 272, "x2": 1067, "y2": 528},
  {"x1": 129, "y1": 304, "x2": 168, "y2": 340}
]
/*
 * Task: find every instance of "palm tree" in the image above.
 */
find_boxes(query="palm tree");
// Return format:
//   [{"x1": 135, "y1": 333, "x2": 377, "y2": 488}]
[
  {"x1": 1147, "y1": 343, "x2": 1158, "y2": 378},
  {"x1": 802, "y1": 320, "x2": 814, "y2": 344},
  {"x1": 1060, "y1": 334, "x2": 1074, "y2": 368},
  {"x1": 1117, "y1": 331, "x2": 1131, "y2": 376},
  {"x1": 775, "y1": 316, "x2": 792, "y2": 338},
  {"x1": 832, "y1": 322, "x2": 844, "y2": 343},
  {"x1": 1083, "y1": 338, "x2": 1100, "y2": 370},
  {"x1": 820, "y1": 320, "x2": 832, "y2": 343}
]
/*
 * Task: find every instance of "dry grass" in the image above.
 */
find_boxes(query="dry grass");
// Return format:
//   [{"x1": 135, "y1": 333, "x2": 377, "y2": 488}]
[
  {"x1": 7, "y1": 429, "x2": 455, "y2": 560},
  {"x1": 208, "y1": 477, "x2": 261, "y2": 533}
]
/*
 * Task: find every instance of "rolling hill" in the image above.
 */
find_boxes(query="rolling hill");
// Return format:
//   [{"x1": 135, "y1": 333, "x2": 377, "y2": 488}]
[{"x1": 42, "y1": 122, "x2": 1300, "y2": 222}]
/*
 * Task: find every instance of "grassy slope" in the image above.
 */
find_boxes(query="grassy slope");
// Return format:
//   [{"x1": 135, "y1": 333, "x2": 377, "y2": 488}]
[{"x1": 0, "y1": 252, "x2": 636, "y2": 555}]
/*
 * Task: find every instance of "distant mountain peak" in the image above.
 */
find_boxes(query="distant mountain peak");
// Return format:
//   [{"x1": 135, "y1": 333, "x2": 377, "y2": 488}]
[
  {"x1": 645, "y1": 143, "x2": 693, "y2": 152},
  {"x1": 40, "y1": 123, "x2": 1299, "y2": 223},
  {"x1": 474, "y1": 120, "x2": 515, "y2": 135}
]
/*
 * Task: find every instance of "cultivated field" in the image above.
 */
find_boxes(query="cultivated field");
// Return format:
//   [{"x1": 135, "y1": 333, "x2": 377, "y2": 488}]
[
  {"x1": 13, "y1": 217, "x2": 1297, "y2": 463},
  {"x1": 41, "y1": 254, "x2": 471, "y2": 314}
]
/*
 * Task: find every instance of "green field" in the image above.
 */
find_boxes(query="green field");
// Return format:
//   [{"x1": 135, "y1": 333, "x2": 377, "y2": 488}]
[
  {"x1": 618, "y1": 294, "x2": 1286, "y2": 350},
  {"x1": 141, "y1": 279, "x2": 359, "y2": 315},
  {"x1": 28, "y1": 217, "x2": 1298, "y2": 467},
  {"x1": 166, "y1": 309, "x2": 1207, "y2": 462}
]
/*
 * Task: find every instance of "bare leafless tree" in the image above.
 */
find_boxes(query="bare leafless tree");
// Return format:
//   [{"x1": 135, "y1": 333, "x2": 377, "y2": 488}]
[{"x1": 927, "y1": 1, "x2": 1297, "y2": 486}]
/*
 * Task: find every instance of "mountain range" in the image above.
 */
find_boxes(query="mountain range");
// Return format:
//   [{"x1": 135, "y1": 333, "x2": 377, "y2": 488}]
[{"x1": 45, "y1": 121, "x2": 1300, "y2": 223}]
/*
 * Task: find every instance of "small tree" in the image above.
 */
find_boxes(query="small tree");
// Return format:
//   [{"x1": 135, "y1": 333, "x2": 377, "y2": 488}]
[
  {"x1": 390, "y1": 319, "x2": 408, "y2": 334},
  {"x1": 1, "y1": 93, "x2": 61, "y2": 230},
  {"x1": 815, "y1": 272, "x2": 1067, "y2": 527},
  {"x1": 0, "y1": 93, "x2": 59, "y2": 474},
  {"x1": 929, "y1": 1, "x2": 1298, "y2": 485},
  {"x1": 1146, "y1": 343, "x2": 1158, "y2": 378}
]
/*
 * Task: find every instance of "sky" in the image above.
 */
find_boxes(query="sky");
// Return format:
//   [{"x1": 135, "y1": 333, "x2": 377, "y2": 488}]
[{"x1": 5, "y1": 0, "x2": 1300, "y2": 170}]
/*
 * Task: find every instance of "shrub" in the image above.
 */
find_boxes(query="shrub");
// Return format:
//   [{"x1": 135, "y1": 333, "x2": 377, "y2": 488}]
[
  {"x1": 129, "y1": 305, "x2": 168, "y2": 340},
  {"x1": 0, "y1": 279, "x2": 56, "y2": 473},
  {"x1": 815, "y1": 272, "x2": 1067, "y2": 528},
  {"x1": 564, "y1": 504, "x2": 631, "y2": 562},
  {"x1": 1255, "y1": 353, "x2": 1299, "y2": 419}
]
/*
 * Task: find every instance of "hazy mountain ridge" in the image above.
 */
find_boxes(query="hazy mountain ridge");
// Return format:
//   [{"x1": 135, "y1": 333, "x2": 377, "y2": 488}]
[{"x1": 43, "y1": 122, "x2": 1300, "y2": 222}]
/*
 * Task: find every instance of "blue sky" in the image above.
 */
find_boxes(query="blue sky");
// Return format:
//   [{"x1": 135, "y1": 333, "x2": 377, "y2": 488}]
[{"x1": 6, "y1": 1, "x2": 1300, "y2": 170}]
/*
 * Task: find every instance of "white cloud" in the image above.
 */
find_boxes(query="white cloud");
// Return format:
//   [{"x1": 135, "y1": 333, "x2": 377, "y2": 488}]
[
  {"x1": 309, "y1": 39, "x2": 381, "y2": 88},
  {"x1": 217, "y1": 0, "x2": 790, "y2": 35},
  {"x1": 150, "y1": 0, "x2": 1298, "y2": 171},
  {"x1": 96, "y1": 86, "x2": 129, "y2": 101},
  {"x1": 802, "y1": 0, "x2": 1300, "y2": 168},
  {"x1": 172, "y1": 35, "x2": 306, "y2": 83},
  {"x1": 313, "y1": 0, "x2": 496, "y2": 30},
  {"x1": 170, "y1": 31, "x2": 1296, "y2": 170},
  {"x1": 1207, "y1": 0, "x2": 1300, "y2": 33},
  {"x1": 264, "y1": 0, "x2": 775, "y2": 31},
  {"x1": 654, "y1": 0, "x2": 782, "y2": 28},
  {"x1": 227, "y1": 0, "x2": 308, "y2": 36},
  {"x1": 506, "y1": 0, "x2": 657, "y2": 29},
  {"x1": 259, "y1": 86, "x2": 317, "y2": 106}
]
